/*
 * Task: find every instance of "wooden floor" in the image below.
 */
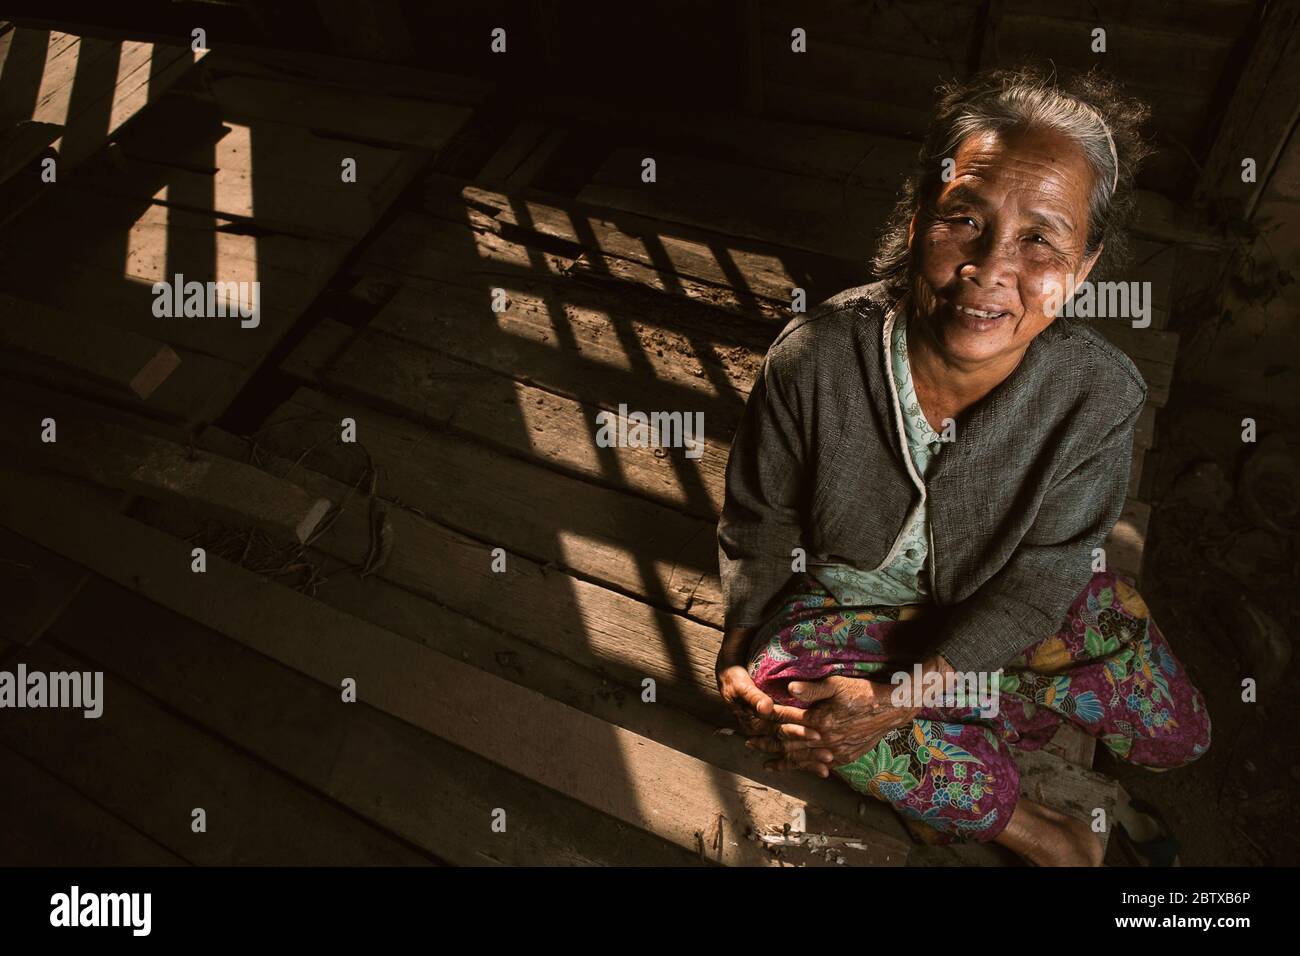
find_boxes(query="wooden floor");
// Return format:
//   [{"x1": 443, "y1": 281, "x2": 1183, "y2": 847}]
[{"x1": 0, "y1": 22, "x2": 1192, "y2": 865}]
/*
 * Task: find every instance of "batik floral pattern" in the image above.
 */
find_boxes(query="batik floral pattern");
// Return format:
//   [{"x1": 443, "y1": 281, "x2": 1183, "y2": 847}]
[{"x1": 747, "y1": 571, "x2": 1212, "y2": 844}]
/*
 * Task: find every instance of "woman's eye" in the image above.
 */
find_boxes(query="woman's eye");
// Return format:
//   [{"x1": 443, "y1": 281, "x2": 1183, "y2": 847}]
[{"x1": 1025, "y1": 233, "x2": 1048, "y2": 245}]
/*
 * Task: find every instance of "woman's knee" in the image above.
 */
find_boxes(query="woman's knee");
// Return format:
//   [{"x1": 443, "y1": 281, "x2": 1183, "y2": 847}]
[
  {"x1": 838, "y1": 719, "x2": 1022, "y2": 845},
  {"x1": 1117, "y1": 700, "x2": 1212, "y2": 770}
]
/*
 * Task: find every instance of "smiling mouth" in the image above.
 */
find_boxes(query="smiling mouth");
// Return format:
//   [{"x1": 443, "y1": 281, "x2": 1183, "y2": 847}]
[{"x1": 953, "y1": 303, "x2": 1009, "y2": 320}]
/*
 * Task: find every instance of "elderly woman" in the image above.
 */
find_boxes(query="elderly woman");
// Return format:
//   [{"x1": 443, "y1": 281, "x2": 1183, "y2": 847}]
[{"x1": 715, "y1": 68, "x2": 1211, "y2": 865}]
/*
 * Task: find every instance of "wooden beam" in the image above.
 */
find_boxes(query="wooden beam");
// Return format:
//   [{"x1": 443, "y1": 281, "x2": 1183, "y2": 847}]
[
  {"x1": 0, "y1": 742, "x2": 189, "y2": 865},
  {"x1": 0, "y1": 465, "x2": 909, "y2": 867},
  {"x1": 0, "y1": 293, "x2": 180, "y2": 399},
  {"x1": 0, "y1": 119, "x2": 60, "y2": 184},
  {"x1": 254, "y1": 387, "x2": 726, "y2": 626},
  {"x1": 0, "y1": 402, "x2": 330, "y2": 544},
  {"x1": 1195, "y1": 0, "x2": 1300, "y2": 218},
  {"x1": 0, "y1": 527, "x2": 93, "y2": 646},
  {"x1": 0, "y1": 640, "x2": 430, "y2": 865},
  {"x1": 52, "y1": 574, "x2": 704, "y2": 866},
  {"x1": 176, "y1": 68, "x2": 472, "y2": 153}
]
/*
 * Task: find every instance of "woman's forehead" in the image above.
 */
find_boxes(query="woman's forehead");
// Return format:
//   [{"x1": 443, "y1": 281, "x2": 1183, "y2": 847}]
[
  {"x1": 952, "y1": 126, "x2": 1092, "y2": 178},
  {"x1": 944, "y1": 128, "x2": 1095, "y2": 213}
]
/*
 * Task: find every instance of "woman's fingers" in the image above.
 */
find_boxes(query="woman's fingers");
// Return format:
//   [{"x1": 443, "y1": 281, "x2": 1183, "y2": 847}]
[
  {"x1": 729, "y1": 707, "x2": 769, "y2": 736},
  {"x1": 748, "y1": 728, "x2": 816, "y2": 749},
  {"x1": 769, "y1": 702, "x2": 813, "y2": 724},
  {"x1": 719, "y1": 666, "x2": 776, "y2": 720},
  {"x1": 747, "y1": 733, "x2": 834, "y2": 756},
  {"x1": 763, "y1": 751, "x2": 836, "y2": 776}
]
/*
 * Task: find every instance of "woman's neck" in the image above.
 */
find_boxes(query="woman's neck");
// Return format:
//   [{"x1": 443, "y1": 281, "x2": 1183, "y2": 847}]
[{"x1": 905, "y1": 309, "x2": 1029, "y2": 429}]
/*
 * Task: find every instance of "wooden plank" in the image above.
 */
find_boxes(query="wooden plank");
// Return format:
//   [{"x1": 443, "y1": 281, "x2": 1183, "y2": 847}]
[
  {"x1": 763, "y1": 78, "x2": 932, "y2": 139},
  {"x1": 297, "y1": 324, "x2": 729, "y2": 519},
  {"x1": 1043, "y1": 721, "x2": 1096, "y2": 768},
  {"x1": 0, "y1": 639, "x2": 431, "y2": 865},
  {"x1": 36, "y1": 37, "x2": 199, "y2": 167},
  {"x1": 253, "y1": 387, "x2": 726, "y2": 625},
  {"x1": 582, "y1": 148, "x2": 896, "y2": 262},
  {"x1": 0, "y1": 119, "x2": 60, "y2": 183},
  {"x1": 0, "y1": 325, "x2": 241, "y2": 427},
  {"x1": 178, "y1": 69, "x2": 473, "y2": 152},
  {"x1": 1135, "y1": 403, "x2": 1156, "y2": 453},
  {"x1": 50, "y1": 574, "x2": 702, "y2": 866},
  {"x1": 742, "y1": 0, "x2": 763, "y2": 115},
  {"x1": 1, "y1": 28, "x2": 61, "y2": 131},
  {"x1": 200, "y1": 46, "x2": 493, "y2": 107},
  {"x1": 183, "y1": 433, "x2": 730, "y2": 725},
  {"x1": 353, "y1": 208, "x2": 783, "y2": 400},
  {"x1": 0, "y1": 742, "x2": 189, "y2": 865},
  {"x1": 315, "y1": 0, "x2": 414, "y2": 62},
  {"x1": 22, "y1": 32, "x2": 105, "y2": 126},
  {"x1": 758, "y1": 0, "x2": 977, "y2": 65},
  {"x1": 415, "y1": 179, "x2": 864, "y2": 321},
  {"x1": 760, "y1": 31, "x2": 952, "y2": 124},
  {"x1": 1132, "y1": 190, "x2": 1223, "y2": 247},
  {"x1": 0, "y1": 372, "x2": 199, "y2": 457},
  {"x1": 0, "y1": 292, "x2": 179, "y2": 399},
  {"x1": 0, "y1": 189, "x2": 351, "y2": 369},
  {"x1": 0, "y1": 527, "x2": 93, "y2": 646},
  {"x1": 999, "y1": 0, "x2": 1258, "y2": 34},
  {"x1": 0, "y1": 465, "x2": 907, "y2": 866},
  {"x1": 128, "y1": 481, "x2": 911, "y2": 851},
  {"x1": 74, "y1": 93, "x2": 428, "y2": 241},
  {"x1": 0, "y1": 401, "x2": 331, "y2": 544},
  {"x1": 1106, "y1": 498, "x2": 1150, "y2": 581},
  {"x1": 519, "y1": 93, "x2": 921, "y2": 191},
  {"x1": 1195, "y1": 0, "x2": 1300, "y2": 218},
  {"x1": 992, "y1": 13, "x2": 1232, "y2": 96},
  {"x1": 1015, "y1": 748, "x2": 1119, "y2": 853},
  {"x1": 280, "y1": 315, "x2": 354, "y2": 381},
  {"x1": 478, "y1": 120, "x2": 554, "y2": 185},
  {"x1": 1125, "y1": 238, "x2": 1178, "y2": 314},
  {"x1": 505, "y1": 127, "x2": 570, "y2": 190},
  {"x1": 367, "y1": 280, "x2": 758, "y2": 444},
  {"x1": 99, "y1": 44, "x2": 197, "y2": 146}
]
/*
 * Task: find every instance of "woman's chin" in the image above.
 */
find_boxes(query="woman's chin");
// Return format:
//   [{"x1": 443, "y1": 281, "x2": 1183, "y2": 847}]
[{"x1": 936, "y1": 314, "x2": 1016, "y2": 361}]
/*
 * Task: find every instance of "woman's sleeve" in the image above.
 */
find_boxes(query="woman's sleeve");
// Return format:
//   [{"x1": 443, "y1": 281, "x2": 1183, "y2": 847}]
[
  {"x1": 716, "y1": 353, "x2": 809, "y2": 631},
  {"x1": 933, "y1": 395, "x2": 1145, "y2": 674}
]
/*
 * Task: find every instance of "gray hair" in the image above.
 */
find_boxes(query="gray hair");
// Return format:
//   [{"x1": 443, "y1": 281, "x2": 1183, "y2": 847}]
[{"x1": 872, "y1": 66, "x2": 1153, "y2": 289}]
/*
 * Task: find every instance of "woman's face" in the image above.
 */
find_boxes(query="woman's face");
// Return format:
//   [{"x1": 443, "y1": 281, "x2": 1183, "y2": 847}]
[{"x1": 909, "y1": 124, "x2": 1101, "y2": 368}]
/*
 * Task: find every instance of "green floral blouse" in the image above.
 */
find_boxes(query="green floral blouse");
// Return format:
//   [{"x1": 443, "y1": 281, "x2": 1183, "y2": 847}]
[{"x1": 811, "y1": 309, "x2": 945, "y2": 606}]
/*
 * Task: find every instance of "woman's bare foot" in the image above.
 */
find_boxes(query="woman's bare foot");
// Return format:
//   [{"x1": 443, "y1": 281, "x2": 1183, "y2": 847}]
[{"x1": 994, "y1": 798, "x2": 1104, "y2": 866}]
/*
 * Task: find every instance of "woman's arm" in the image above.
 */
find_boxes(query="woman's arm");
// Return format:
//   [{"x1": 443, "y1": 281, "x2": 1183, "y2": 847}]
[
  {"x1": 716, "y1": 349, "x2": 810, "y2": 633},
  {"x1": 934, "y1": 395, "x2": 1145, "y2": 674}
]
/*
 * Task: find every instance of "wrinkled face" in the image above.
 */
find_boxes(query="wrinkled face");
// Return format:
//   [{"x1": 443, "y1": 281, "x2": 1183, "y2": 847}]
[{"x1": 909, "y1": 124, "x2": 1101, "y2": 367}]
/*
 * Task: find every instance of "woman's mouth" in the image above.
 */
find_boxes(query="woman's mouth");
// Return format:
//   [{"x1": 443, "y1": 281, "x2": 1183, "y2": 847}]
[{"x1": 950, "y1": 302, "x2": 1011, "y2": 330}]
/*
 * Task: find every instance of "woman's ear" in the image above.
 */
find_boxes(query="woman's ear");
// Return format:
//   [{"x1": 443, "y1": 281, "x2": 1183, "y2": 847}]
[{"x1": 1077, "y1": 242, "x2": 1104, "y2": 285}]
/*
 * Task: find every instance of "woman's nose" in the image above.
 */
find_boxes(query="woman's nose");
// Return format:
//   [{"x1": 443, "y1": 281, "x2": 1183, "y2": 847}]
[{"x1": 960, "y1": 234, "x2": 1018, "y2": 286}]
